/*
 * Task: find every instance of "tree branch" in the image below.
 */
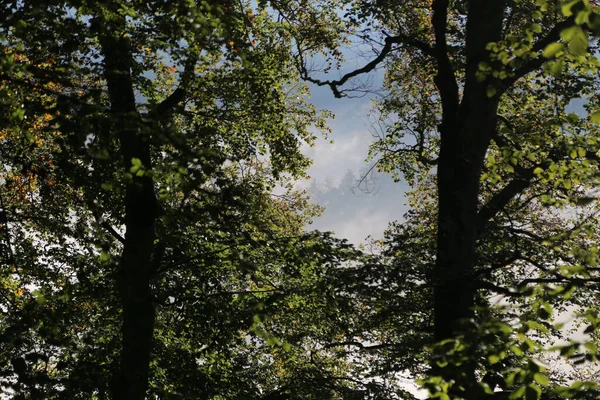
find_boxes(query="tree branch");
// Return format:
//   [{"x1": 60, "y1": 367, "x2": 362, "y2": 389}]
[
  {"x1": 101, "y1": 221, "x2": 125, "y2": 244},
  {"x1": 474, "y1": 251, "x2": 521, "y2": 278},
  {"x1": 476, "y1": 280, "x2": 529, "y2": 297},
  {"x1": 502, "y1": 17, "x2": 575, "y2": 90},
  {"x1": 322, "y1": 341, "x2": 395, "y2": 351},
  {"x1": 298, "y1": 32, "x2": 434, "y2": 98},
  {"x1": 477, "y1": 129, "x2": 540, "y2": 236},
  {"x1": 518, "y1": 277, "x2": 600, "y2": 285},
  {"x1": 431, "y1": 0, "x2": 459, "y2": 122},
  {"x1": 159, "y1": 288, "x2": 281, "y2": 307},
  {"x1": 149, "y1": 53, "x2": 199, "y2": 119}
]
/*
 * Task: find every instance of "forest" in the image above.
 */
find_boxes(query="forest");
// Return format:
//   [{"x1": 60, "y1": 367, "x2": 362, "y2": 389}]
[{"x1": 2, "y1": 0, "x2": 600, "y2": 399}]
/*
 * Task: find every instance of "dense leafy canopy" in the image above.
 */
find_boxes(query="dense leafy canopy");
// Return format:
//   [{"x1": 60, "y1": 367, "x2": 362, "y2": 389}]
[
  {"x1": 4, "y1": 0, "x2": 600, "y2": 399},
  {"x1": 0, "y1": 0, "x2": 378, "y2": 398},
  {"x1": 321, "y1": 0, "x2": 600, "y2": 398}
]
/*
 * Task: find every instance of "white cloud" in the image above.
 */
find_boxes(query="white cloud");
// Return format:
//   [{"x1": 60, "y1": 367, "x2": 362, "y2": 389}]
[{"x1": 296, "y1": 88, "x2": 410, "y2": 244}]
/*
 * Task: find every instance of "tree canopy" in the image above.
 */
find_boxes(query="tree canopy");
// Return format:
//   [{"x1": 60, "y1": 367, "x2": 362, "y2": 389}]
[{"x1": 4, "y1": 0, "x2": 600, "y2": 399}]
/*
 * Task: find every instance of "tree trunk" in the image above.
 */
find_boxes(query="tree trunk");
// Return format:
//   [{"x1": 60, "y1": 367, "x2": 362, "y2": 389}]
[
  {"x1": 432, "y1": 0, "x2": 506, "y2": 391},
  {"x1": 97, "y1": 11, "x2": 158, "y2": 400}
]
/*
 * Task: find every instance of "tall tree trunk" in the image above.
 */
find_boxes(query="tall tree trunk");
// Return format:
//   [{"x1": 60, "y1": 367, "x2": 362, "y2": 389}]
[
  {"x1": 97, "y1": 11, "x2": 158, "y2": 400},
  {"x1": 432, "y1": 0, "x2": 506, "y2": 391}
]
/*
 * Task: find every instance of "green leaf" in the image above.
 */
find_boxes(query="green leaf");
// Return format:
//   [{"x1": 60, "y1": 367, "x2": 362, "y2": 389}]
[
  {"x1": 561, "y1": 25, "x2": 588, "y2": 55},
  {"x1": 533, "y1": 373, "x2": 550, "y2": 386},
  {"x1": 510, "y1": 386, "x2": 526, "y2": 399},
  {"x1": 562, "y1": 0, "x2": 581, "y2": 17},
  {"x1": 542, "y1": 42, "x2": 564, "y2": 58},
  {"x1": 525, "y1": 384, "x2": 542, "y2": 400},
  {"x1": 32, "y1": 289, "x2": 46, "y2": 304},
  {"x1": 481, "y1": 383, "x2": 494, "y2": 394},
  {"x1": 548, "y1": 59, "x2": 564, "y2": 76},
  {"x1": 511, "y1": 345, "x2": 524, "y2": 356},
  {"x1": 591, "y1": 111, "x2": 600, "y2": 123},
  {"x1": 575, "y1": 197, "x2": 596, "y2": 206},
  {"x1": 489, "y1": 354, "x2": 502, "y2": 364}
]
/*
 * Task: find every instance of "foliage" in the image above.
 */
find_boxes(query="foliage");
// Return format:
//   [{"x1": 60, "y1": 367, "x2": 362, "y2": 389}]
[
  {"x1": 0, "y1": 0, "x2": 386, "y2": 398},
  {"x1": 7, "y1": 0, "x2": 600, "y2": 399},
  {"x1": 296, "y1": 0, "x2": 600, "y2": 398}
]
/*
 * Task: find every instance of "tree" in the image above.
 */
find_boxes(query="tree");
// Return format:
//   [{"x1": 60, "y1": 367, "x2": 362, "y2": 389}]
[
  {"x1": 299, "y1": 0, "x2": 600, "y2": 397},
  {"x1": 0, "y1": 1, "x2": 375, "y2": 398}
]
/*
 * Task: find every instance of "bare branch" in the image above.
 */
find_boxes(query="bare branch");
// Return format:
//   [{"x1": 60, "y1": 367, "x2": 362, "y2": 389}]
[
  {"x1": 101, "y1": 221, "x2": 125, "y2": 244},
  {"x1": 298, "y1": 33, "x2": 434, "y2": 98}
]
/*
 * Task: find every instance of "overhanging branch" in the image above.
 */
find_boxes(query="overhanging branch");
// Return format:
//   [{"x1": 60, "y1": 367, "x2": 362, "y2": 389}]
[
  {"x1": 298, "y1": 32, "x2": 434, "y2": 98},
  {"x1": 101, "y1": 221, "x2": 125, "y2": 244}
]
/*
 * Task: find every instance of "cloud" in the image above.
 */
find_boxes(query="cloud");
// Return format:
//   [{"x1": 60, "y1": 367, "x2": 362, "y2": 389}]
[
  {"x1": 296, "y1": 85, "x2": 411, "y2": 244},
  {"x1": 299, "y1": 100, "x2": 376, "y2": 187}
]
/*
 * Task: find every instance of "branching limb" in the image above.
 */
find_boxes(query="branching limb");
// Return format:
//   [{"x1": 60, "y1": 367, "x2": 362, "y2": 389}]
[
  {"x1": 101, "y1": 221, "x2": 125, "y2": 244},
  {"x1": 150, "y1": 52, "x2": 199, "y2": 119},
  {"x1": 477, "y1": 166, "x2": 536, "y2": 236},
  {"x1": 298, "y1": 32, "x2": 434, "y2": 98},
  {"x1": 476, "y1": 280, "x2": 529, "y2": 297},
  {"x1": 431, "y1": 0, "x2": 459, "y2": 124},
  {"x1": 474, "y1": 251, "x2": 522, "y2": 278},
  {"x1": 502, "y1": 17, "x2": 575, "y2": 91}
]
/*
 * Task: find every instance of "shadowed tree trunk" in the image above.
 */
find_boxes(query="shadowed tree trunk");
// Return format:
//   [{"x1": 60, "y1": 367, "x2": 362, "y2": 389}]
[
  {"x1": 432, "y1": 0, "x2": 506, "y2": 343},
  {"x1": 97, "y1": 10, "x2": 158, "y2": 400},
  {"x1": 430, "y1": 1, "x2": 506, "y2": 393}
]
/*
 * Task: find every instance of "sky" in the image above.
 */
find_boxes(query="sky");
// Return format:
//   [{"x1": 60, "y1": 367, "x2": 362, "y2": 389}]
[{"x1": 297, "y1": 78, "x2": 411, "y2": 245}]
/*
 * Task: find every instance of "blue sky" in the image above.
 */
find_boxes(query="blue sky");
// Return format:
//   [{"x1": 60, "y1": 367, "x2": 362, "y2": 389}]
[{"x1": 299, "y1": 80, "x2": 411, "y2": 245}]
